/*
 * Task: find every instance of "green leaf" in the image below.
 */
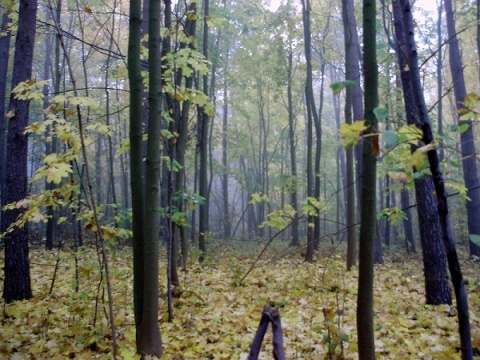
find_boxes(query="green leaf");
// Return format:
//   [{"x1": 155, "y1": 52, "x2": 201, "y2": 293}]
[
  {"x1": 330, "y1": 80, "x2": 356, "y2": 95},
  {"x1": 383, "y1": 130, "x2": 398, "y2": 146},
  {"x1": 458, "y1": 123, "x2": 469, "y2": 133},
  {"x1": 373, "y1": 106, "x2": 388, "y2": 122},
  {"x1": 469, "y1": 234, "x2": 480, "y2": 247}
]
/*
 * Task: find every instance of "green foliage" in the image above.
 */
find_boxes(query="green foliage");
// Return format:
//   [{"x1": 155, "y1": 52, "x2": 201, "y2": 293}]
[
  {"x1": 249, "y1": 192, "x2": 269, "y2": 205},
  {"x1": 383, "y1": 130, "x2": 398, "y2": 146},
  {"x1": 377, "y1": 207, "x2": 407, "y2": 225},
  {"x1": 11, "y1": 79, "x2": 49, "y2": 102},
  {"x1": 339, "y1": 120, "x2": 368, "y2": 148},
  {"x1": 373, "y1": 106, "x2": 388, "y2": 122},
  {"x1": 259, "y1": 204, "x2": 296, "y2": 230},
  {"x1": 469, "y1": 234, "x2": 480, "y2": 247},
  {"x1": 330, "y1": 80, "x2": 357, "y2": 95},
  {"x1": 459, "y1": 92, "x2": 480, "y2": 120}
]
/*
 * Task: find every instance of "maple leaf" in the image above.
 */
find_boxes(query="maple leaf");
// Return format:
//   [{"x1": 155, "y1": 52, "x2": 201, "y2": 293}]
[{"x1": 46, "y1": 162, "x2": 72, "y2": 184}]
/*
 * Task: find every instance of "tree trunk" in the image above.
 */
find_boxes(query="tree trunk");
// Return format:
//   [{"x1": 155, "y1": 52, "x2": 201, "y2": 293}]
[
  {"x1": 286, "y1": 33, "x2": 299, "y2": 247},
  {"x1": 0, "y1": 6, "x2": 12, "y2": 235},
  {"x1": 444, "y1": 0, "x2": 480, "y2": 257},
  {"x1": 137, "y1": 0, "x2": 163, "y2": 354},
  {"x1": 400, "y1": 0, "x2": 472, "y2": 357},
  {"x1": 2, "y1": 0, "x2": 37, "y2": 303},
  {"x1": 198, "y1": 0, "x2": 210, "y2": 258},
  {"x1": 400, "y1": 189, "x2": 415, "y2": 253},
  {"x1": 342, "y1": 0, "x2": 361, "y2": 270},
  {"x1": 356, "y1": 0, "x2": 378, "y2": 356},
  {"x1": 301, "y1": 0, "x2": 316, "y2": 263},
  {"x1": 391, "y1": 0, "x2": 452, "y2": 305}
]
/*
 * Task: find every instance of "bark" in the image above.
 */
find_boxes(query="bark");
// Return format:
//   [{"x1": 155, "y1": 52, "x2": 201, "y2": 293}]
[
  {"x1": 444, "y1": 0, "x2": 480, "y2": 257},
  {"x1": 391, "y1": 0, "x2": 451, "y2": 305},
  {"x1": 400, "y1": 189, "x2": 415, "y2": 253},
  {"x1": 2, "y1": 0, "x2": 37, "y2": 303},
  {"x1": 43, "y1": 20, "x2": 55, "y2": 250},
  {"x1": 342, "y1": 0, "x2": 361, "y2": 270},
  {"x1": 400, "y1": 0, "x2": 472, "y2": 357},
  {"x1": 301, "y1": 0, "x2": 316, "y2": 262},
  {"x1": 356, "y1": 0, "x2": 378, "y2": 356},
  {"x1": 437, "y1": 2, "x2": 444, "y2": 162},
  {"x1": 198, "y1": 0, "x2": 210, "y2": 258},
  {"x1": 0, "y1": 6, "x2": 11, "y2": 233},
  {"x1": 222, "y1": 75, "x2": 231, "y2": 239},
  {"x1": 286, "y1": 29, "x2": 299, "y2": 247},
  {"x1": 136, "y1": 0, "x2": 163, "y2": 354}
]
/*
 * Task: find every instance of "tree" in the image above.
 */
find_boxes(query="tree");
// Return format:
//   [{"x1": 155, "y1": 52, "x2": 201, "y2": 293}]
[
  {"x1": 2, "y1": 0, "x2": 37, "y2": 303},
  {"x1": 399, "y1": 0, "x2": 472, "y2": 356},
  {"x1": 128, "y1": 0, "x2": 162, "y2": 354},
  {"x1": 198, "y1": 0, "x2": 210, "y2": 258},
  {"x1": 356, "y1": 0, "x2": 378, "y2": 356},
  {"x1": 301, "y1": 0, "x2": 317, "y2": 262},
  {"x1": 391, "y1": 0, "x2": 451, "y2": 305},
  {"x1": 342, "y1": 0, "x2": 359, "y2": 270},
  {"x1": 0, "y1": 3, "x2": 12, "y2": 229},
  {"x1": 444, "y1": 0, "x2": 480, "y2": 257},
  {"x1": 285, "y1": 0, "x2": 300, "y2": 247}
]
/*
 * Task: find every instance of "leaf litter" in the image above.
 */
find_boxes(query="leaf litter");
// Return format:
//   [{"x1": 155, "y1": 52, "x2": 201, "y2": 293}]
[{"x1": 0, "y1": 244, "x2": 479, "y2": 359}]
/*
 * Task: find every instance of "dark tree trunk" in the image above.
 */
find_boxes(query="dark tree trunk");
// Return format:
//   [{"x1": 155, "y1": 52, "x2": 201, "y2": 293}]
[
  {"x1": 444, "y1": 0, "x2": 480, "y2": 257},
  {"x1": 286, "y1": 33, "x2": 299, "y2": 247},
  {"x1": 301, "y1": 0, "x2": 317, "y2": 263},
  {"x1": 399, "y1": 0, "x2": 472, "y2": 357},
  {"x1": 198, "y1": 0, "x2": 210, "y2": 258},
  {"x1": 342, "y1": 0, "x2": 362, "y2": 270},
  {"x1": 356, "y1": 0, "x2": 378, "y2": 356},
  {"x1": 392, "y1": 0, "x2": 452, "y2": 305},
  {"x1": 2, "y1": 0, "x2": 37, "y2": 303},
  {"x1": 0, "y1": 6, "x2": 12, "y2": 233}
]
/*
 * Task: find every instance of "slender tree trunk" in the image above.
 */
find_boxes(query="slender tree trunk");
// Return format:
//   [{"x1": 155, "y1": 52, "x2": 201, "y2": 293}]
[
  {"x1": 286, "y1": 36, "x2": 299, "y2": 247},
  {"x1": 400, "y1": 0, "x2": 472, "y2": 357},
  {"x1": 198, "y1": 0, "x2": 210, "y2": 258},
  {"x1": 136, "y1": 0, "x2": 163, "y2": 354},
  {"x1": 222, "y1": 76, "x2": 231, "y2": 239},
  {"x1": 342, "y1": 0, "x2": 361, "y2": 270},
  {"x1": 301, "y1": 0, "x2": 316, "y2": 263},
  {"x1": 43, "y1": 17, "x2": 55, "y2": 250},
  {"x1": 128, "y1": 0, "x2": 145, "y2": 350},
  {"x1": 437, "y1": 2, "x2": 444, "y2": 162},
  {"x1": 0, "y1": 5, "x2": 12, "y2": 234},
  {"x1": 400, "y1": 189, "x2": 415, "y2": 253},
  {"x1": 2, "y1": 0, "x2": 37, "y2": 303},
  {"x1": 356, "y1": 0, "x2": 378, "y2": 356},
  {"x1": 444, "y1": 0, "x2": 480, "y2": 257}
]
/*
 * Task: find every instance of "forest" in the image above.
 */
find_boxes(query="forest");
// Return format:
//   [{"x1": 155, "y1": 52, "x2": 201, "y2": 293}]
[{"x1": 1, "y1": 0, "x2": 480, "y2": 358}]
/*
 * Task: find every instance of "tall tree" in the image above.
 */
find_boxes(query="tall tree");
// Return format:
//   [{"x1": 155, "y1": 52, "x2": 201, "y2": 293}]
[
  {"x1": 342, "y1": 0, "x2": 359, "y2": 270},
  {"x1": 301, "y1": 0, "x2": 317, "y2": 262},
  {"x1": 356, "y1": 0, "x2": 378, "y2": 356},
  {"x1": 0, "y1": 3, "x2": 12, "y2": 229},
  {"x1": 2, "y1": 0, "x2": 37, "y2": 303},
  {"x1": 198, "y1": 0, "x2": 210, "y2": 258},
  {"x1": 285, "y1": 1, "x2": 300, "y2": 247},
  {"x1": 128, "y1": 0, "x2": 162, "y2": 354},
  {"x1": 391, "y1": 0, "x2": 451, "y2": 305},
  {"x1": 444, "y1": 0, "x2": 480, "y2": 257},
  {"x1": 399, "y1": 0, "x2": 472, "y2": 356}
]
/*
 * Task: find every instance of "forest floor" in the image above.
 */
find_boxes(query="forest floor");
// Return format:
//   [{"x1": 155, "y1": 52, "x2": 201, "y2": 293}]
[{"x1": 0, "y1": 240, "x2": 479, "y2": 359}]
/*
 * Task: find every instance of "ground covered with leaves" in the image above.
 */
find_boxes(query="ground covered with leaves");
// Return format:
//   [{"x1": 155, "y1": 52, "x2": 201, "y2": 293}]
[{"x1": 0, "y1": 242, "x2": 479, "y2": 359}]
